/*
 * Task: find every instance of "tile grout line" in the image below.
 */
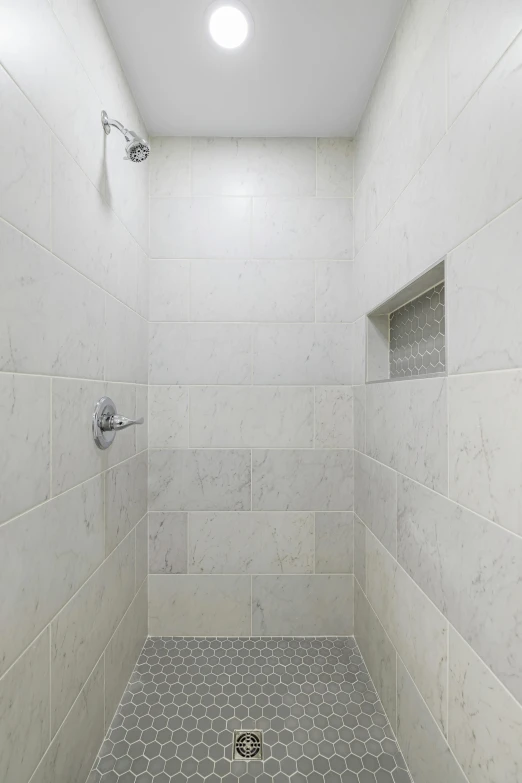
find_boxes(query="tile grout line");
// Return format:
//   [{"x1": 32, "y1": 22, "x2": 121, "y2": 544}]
[
  {"x1": 354, "y1": 447, "x2": 522, "y2": 543},
  {"x1": 356, "y1": 578, "x2": 471, "y2": 783},
  {"x1": 364, "y1": 523, "x2": 522, "y2": 713},
  {"x1": 0, "y1": 516, "x2": 146, "y2": 688}
]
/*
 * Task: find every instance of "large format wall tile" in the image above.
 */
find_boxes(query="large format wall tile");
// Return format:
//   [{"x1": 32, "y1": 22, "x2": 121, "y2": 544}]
[
  {"x1": 0, "y1": 630, "x2": 50, "y2": 783},
  {"x1": 190, "y1": 259, "x2": 315, "y2": 323},
  {"x1": 352, "y1": 318, "x2": 366, "y2": 387},
  {"x1": 315, "y1": 260, "x2": 353, "y2": 323},
  {"x1": 252, "y1": 449, "x2": 353, "y2": 512},
  {"x1": 448, "y1": 0, "x2": 522, "y2": 124},
  {"x1": 47, "y1": 0, "x2": 143, "y2": 140},
  {"x1": 105, "y1": 452, "x2": 148, "y2": 555},
  {"x1": 190, "y1": 386, "x2": 314, "y2": 448},
  {"x1": 398, "y1": 475, "x2": 522, "y2": 704},
  {"x1": 50, "y1": 533, "x2": 135, "y2": 732},
  {"x1": 149, "y1": 575, "x2": 251, "y2": 636},
  {"x1": 191, "y1": 137, "x2": 316, "y2": 196},
  {"x1": 397, "y1": 660, "x2": 467, "y2": 783},
  {"x1": 353, "y1": 384, "x2": 366, "y2": 453},
  {"x1": 30, "y1": 658, "x2": 104, "y2": 783},
  {"x1": 252, "y1": 198, "x2": 353, "y2": 259},
  {"x1": 354, "y1": 515, "x2": 366, "y2": 590},
  {"x1": 252, "y1": 575, "x2": 354, "y2": 635},
  {"x1": 449, "y1": 370, "x2": 522, "y2": 536},
  {"x1": 314, "y1": 387, "x2": 353, "y2": 448},
  {"x1": 135, "y1": 515, "x2": 149, "y2": 588},
  {"x1": 447, "y1": 200, "x2": 522, "y2": 374},
  {"x1": 0, "y1": 64, "x2": 51, "y2": 247},
  {"x1": 316, "y1": 138, "x2": 353, "y2": 197},
  {"x1": 189, "y1": 512, "x2": 314, "y2": 574},
  {"x1": 315, "y1": 512, "x2": 354, "y2": 574},
  {"x1": 356, "y1": 22, "x2": 446, "y2": 249},
  {"x1": 51, "y1": 139, "x2": 138, "y2": 311},
  {"x1": 366, "y1": 377, "x2": 448, "y2": 493},
  {"x1": 449, "y1": 628, "x2": 522, "y2": 783},
  {"x1": 366, "y1": 532, "x2": 448, "y2": 731},
  {"x1": 355, "y1": 582, "x2": 397, "y2": 729},
  {"x1": 150, "y1": 197, "x2": 251, "y2": 258},
  {"x1": 0, "y1": 477, "x2": 104, "y2": 679},
  {"x1": 104, "y1": 297, "x2": 148, "y2": 384},
  {"x1": 149, "y1": 513, "x2": 187, "y2": 574},
  {"x1": 254, "y1": 324, "x2": 352, "y2": 385},
  {"x1": 0, "y1": 0, "x2": 104, "y2": 187},
  {"x1": 149, "y1": 137, "x2": 191, "y2": 197},
  {"x1": 149, "y1": 386, "x2": 189, "y2": 448},
  {"x1": 0, "y1": 220, "x2": 104, "y2": 379},
  {"x1": 104, "y1": 582, "x2": 147, "y2": 729},
  {"x1": 355, "y1": 452, "x2": 397, "y2": 556},
  {"x1": 148, "y1": 260, "x2": 190, "y2": 321},
  {"x1": 0, "y1": 373, "x2": 50, "y2": 525},
  {"x1": 354, "y1": 30, "x2": 522, "y2": 320},
  {"x1": 149, "y1": 449, "x2": 251, "y2": 512},
  {"x1": 393, "y1": 0, "x2": 450, "y2": 105},
  {"x1": 136, "y1": 248, "x2": 149, "y2": 321},
  {"x1": 149, "y1": 323, "x2": 252, "y2": 385}
]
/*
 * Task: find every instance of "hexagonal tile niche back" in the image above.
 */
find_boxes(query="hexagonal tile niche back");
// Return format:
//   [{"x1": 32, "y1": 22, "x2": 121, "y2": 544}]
[
  {"x1": 88, "y1": 637, "x2": 412, "y2": 783},
  {"x1": 389, "y1": 282, "x2": 445, "y2": 378}
]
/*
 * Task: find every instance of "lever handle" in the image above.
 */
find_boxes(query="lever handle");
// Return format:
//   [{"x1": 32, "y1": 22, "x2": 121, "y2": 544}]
[
  {"x1": 105, "y1": 414, "x2": 144, "y2": 431},
  {"x1": 93, "y1": 396, "x2": 144, "y2": 450}
]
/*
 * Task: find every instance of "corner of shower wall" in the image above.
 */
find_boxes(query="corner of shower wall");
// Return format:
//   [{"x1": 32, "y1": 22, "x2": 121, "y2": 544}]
[
  {"x1": 353, "y1": 2, "x2": 522, "y2": 783},
  {"x1": 0, "y1": 2, "x2": 150, "y2": 782}
]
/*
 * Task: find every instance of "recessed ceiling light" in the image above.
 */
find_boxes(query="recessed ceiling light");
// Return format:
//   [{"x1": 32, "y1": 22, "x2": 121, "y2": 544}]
[{"x1": 206, "y1": 1, "x2": 253, "y2": 49}]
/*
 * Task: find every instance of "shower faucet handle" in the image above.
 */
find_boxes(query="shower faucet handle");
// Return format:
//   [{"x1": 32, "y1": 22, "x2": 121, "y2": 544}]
[
  {"x1": 93, "y1": 396, "x2": 143, "y2": 450},
  {"x1": 104, "y1": 413, "x2": 144, "y2": 432}
]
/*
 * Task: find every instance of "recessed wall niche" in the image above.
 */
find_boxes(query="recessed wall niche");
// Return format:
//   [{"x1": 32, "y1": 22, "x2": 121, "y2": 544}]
[{"x1": 366, "y1": 259, "x2": 445, "y2": 383}]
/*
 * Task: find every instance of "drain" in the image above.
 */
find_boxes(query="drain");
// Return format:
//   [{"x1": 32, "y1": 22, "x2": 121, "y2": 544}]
[{"x1": 233, "y1": 730, "x2": 263, "y2": 760}]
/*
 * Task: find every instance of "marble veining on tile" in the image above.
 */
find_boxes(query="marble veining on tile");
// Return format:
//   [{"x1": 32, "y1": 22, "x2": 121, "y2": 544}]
[
  {"x1": 315, "y1": 513, "x2": 354, "y2": 574},
  {"x1": 398, "y1": 475, "x2": 522, "y2": 704},
  {"x1": 149, "y1": 449, "x2": 251, "y2": 512},
  {"x1": 366, "y1": 376, "x2": 447, "y2": 493},
  {"x1": 149, "y1": 512, "x2": 188, "y2": 574},
  {"x1": 252, "y1": 449, "x2": 354, "y2": 512},
  {"x1": 0, "y1": 476, "x2": 104, "y2": 679},
  {"x1": 190, "y1": 386, "x2": 314, "y2": 449},
  {"x1": 189, "y1": 512, "x2": 314, "y2": 574}
]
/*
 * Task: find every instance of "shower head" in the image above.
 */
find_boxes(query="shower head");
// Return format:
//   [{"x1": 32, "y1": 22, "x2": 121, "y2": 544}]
[
  {"x1": 101, "y1": 111, "x2": 150, "y2": 163},
  {"x1": 124, "y1": 133, "x2": 150, "y2": 163}
]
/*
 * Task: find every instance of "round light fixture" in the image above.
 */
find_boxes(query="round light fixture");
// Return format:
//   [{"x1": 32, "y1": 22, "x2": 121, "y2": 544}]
[{"x1": 206, "y1": 1, "x2": 253, "y2": 49}]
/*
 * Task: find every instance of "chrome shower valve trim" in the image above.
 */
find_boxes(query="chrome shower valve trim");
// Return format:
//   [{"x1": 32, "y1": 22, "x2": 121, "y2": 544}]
[{"x1": 93, "y1": 396, "x2": 144, "y2": 450}]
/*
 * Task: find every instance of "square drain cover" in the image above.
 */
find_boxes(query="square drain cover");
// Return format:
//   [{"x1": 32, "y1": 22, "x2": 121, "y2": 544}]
[{"x1": 233, "y1": 730, "x2": 263, "y2": 760}]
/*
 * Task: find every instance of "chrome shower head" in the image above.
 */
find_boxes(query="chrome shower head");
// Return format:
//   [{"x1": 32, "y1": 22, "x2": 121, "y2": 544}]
[
  {"x1": 125, "y1": 135, "x2": 150, "y2": 163},
  {"x1": 101, "y1": 111, "x2": 150, "y2": 163}
]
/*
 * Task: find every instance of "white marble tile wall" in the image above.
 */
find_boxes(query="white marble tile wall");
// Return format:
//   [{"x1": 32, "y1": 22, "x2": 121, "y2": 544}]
[
  {"x1": 353, "y1": 3, "x2": 522, "y2": 782},
  {"x1": 0, "y1": 1, "x2": 149, "y2": 780},
  {"x1": 148, "y1": 136, "x2": 354, "y2": 637}
]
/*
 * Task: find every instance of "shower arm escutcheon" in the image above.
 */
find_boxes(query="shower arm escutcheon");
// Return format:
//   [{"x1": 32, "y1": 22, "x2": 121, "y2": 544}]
[{"x1": 93, "y1": 396, "x2": 143, "y2": 450}]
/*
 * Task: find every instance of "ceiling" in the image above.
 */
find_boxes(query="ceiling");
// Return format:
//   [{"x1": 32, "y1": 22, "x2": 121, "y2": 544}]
[{"x1": 97, "y1": 0, "x2": 404, "y2": 138}]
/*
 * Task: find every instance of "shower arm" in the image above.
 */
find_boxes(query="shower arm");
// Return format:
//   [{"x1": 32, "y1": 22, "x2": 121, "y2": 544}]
[{"x1": 101, "y1": 111, "x2": 136, "y2": 143}]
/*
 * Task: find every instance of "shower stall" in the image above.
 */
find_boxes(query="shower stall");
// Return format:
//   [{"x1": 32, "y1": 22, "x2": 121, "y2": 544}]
[{"x1": 1, "y1": 1, "x2": 521, "y2": 783}]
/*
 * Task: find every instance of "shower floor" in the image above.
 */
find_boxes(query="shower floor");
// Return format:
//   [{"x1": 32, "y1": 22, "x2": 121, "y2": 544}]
[{"x1": 88, "y1": 637, "x2": 412, "y2": 783}]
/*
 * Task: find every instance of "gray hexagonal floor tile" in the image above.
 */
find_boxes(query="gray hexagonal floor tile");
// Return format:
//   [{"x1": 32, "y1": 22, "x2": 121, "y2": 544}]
[{"x1": 88, "y1": 637, "x2": 413, "y2": 782}]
